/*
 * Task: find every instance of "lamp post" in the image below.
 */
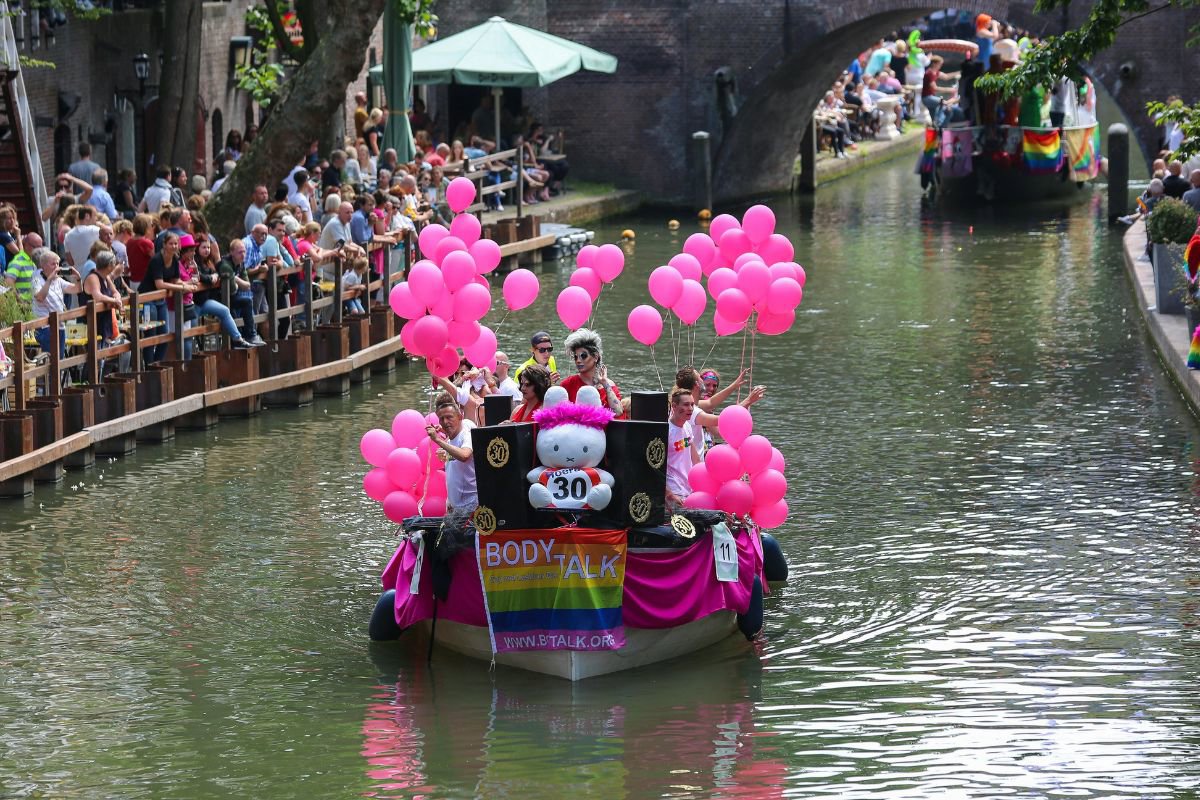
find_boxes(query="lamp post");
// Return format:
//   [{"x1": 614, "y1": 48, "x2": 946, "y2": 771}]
[{"x1": 132, "y1": 53, "x2": 150, "y2": 189}]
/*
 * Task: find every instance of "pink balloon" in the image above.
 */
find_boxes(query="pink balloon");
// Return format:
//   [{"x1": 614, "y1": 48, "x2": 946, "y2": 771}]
[
  {"x1": 464, "y1": 325, "x2": 497, "y2": 368},
  {"x1": 733, "y1": 252, "x2": 766, "y2": 272},
  {"x1": 408, "y1": 260, "x2": 444, "y2": 308},
  {"x1": 556, "y1": 286, "x2": 592, "y2": 330},
  {"x1": 713, "y1": 311, "x2": 745, "y2": 337},
  {"x1": 683, "y1": 491, "x2": 717, "y2": 510},
  {"x1": 470, "y1": 239, "x2": 502, "y2": 274},
  {"x1": 449, "y1": 213, "x2": 482, "y2": 246},
  {"x1": 718, "y1": 228, "x2": 752, "y2": 262},
  {"x1": 429, "y1": 290, "x2": 454, "y2": 321},
  {"x1": 383, "y1": 490, "x2": 419, "y2": 523},
  {"x1": 768, "y1": 447, "x2": 785, "y2": 473},
  {"x1": 411, "y1": 314, "x2": 448, "y2": 356},
  {"x1": 426, "y1": 345, "x2": 460, "y2": 378},
  {"x1": 707, "y1": 267, "x2": 738, "y2": 300},
  {"x1": 756, "y1": 309, "x2": 795, "y2": 335},
  {"x1": 424, "y1": 412, "x2": 439, "y2": 428},
  {"x1": 683, "y1": 233, "x2": 716, "y2": 272},
  {"x1": 452, "y1": 282, "x2": 492, "y2": 322},
  {"x1": 751, "y1": 469, "x2": 787, "y2": 506},
  {"x1": 576, "y1": 244, "x2": 599, "y2": 269},
  {"x1": 421, "y1": 494, "x2": 447, "y2": 517},
  {"x1": 753, "y1": 499, "x2": 789, "y2": 529},
  {"x1": 385, "y1": 447, "x2": 423, "y2": 491},
  {"x1": 667, "y1": 253, "x2": 703, "y2": 282},
  {"x1": 756, "y1": 233, "x2": 794, "y2": 265},
  {"x1": 737, "y1": 261, "x2": 771, "y2": 304},
  {"x1": 738, "y1": 434, "x2": 773, "y2": 476},
  {"x1": 433, "y1": 235, "x2": 467, "y2": 266},
  {"x1": 389, "y1": 282, "x2": 424, "y2": 320},
  {"x1": 595, "y1": 243, "x2": 625, "y2": 283},
  {"x1": 705, "y1": 443, "x2": 742, "y2": 484},
  {"x1": 441, "y1": 250, "x2": 476, "y2": 292},
  {"x1": 648, "y1": 266, "x2": 684, "y2": 308},
  {"x1": 708, "y1": 214, "x2": 740, "y2": 243},
  {"x1": 794, "y1": 264, "x2": 807, "y2": 287},
  {"x1": 447, "y1": 319, "x2": 482, "y2": 348},
  {"x1": 569, "y1": 267, "x2": 602, "y2": 300},
  {"x1": 627, "y1": 304, "x2": 663, "y2": 347},
  {"x1": 416, "y1": 436, "x2": 433, "y2": 464},
  {"x1": 399, "y1": 319, "x2": 418, "y2": 353},
  {"x1": 687, "y1": 461, "x2": 716, "y2": 494},
  {"x1": 417, "y1": 224, "x2": 449, "y2": 260},
  {"x1": 446, "y1": 177, "x2": 476, "y2": 214},
  {"x1": 768, "y1": 262, "x2": 797, "y2": 283},
  {"x1": 673, "y1": 279, "x2": 706, "y2": 325},
  {"x1": 766, "y1": 278, "x2": 803, "y2": 314},
  {"x1": 716, "y1": 479, "x2": 754, "y2": 516},
  {"x1": 718, "y1": 405, "x2": 753, "y2": 448},
  {"x1": 716, "y1": 288, "x2": 752, "y2": 324},
  {"x1": 502, "y1": 269, "x2": 539, "y2": 311},
  {"x1": 741, "y1": 204, "x2": 776, "y2": 245},
  {"x1": 360, "y1": 428, "x2": 395, "y2": 467},
  {"x1": 363, "y1": 468, "x2": 393, "y2": 502},
  {"x1": 391, "y1": 408, "x2": 428, "y2": 448}
]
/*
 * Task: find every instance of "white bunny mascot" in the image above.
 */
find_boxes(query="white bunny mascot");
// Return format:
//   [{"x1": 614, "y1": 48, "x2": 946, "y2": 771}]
[{"x1": 527, "y1": 385, "x2": 615, "y2": 510}]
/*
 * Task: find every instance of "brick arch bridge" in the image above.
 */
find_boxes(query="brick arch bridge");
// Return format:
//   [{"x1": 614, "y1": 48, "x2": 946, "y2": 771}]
[{"x1": 433, "y1": 0, "x2": 1199, "y2": 204}]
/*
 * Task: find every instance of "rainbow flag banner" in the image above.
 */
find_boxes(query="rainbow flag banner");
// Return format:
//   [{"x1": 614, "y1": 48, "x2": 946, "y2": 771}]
[
  {"x1": 1022, "y1": 129, "x2": 1062, "y2": 175},
  {"x1": 476, "y1": 529, "x2": 628, "y2": 652},
  {"x1": 916, "y1": 127, "x2": 938, "y2": 174},
  {"x1": 1065, "y1": 125, "x2": 1099, "y2": 180},
  {"x1": 1189, "y1": 326, "x2": 1200, "y2": 370}
]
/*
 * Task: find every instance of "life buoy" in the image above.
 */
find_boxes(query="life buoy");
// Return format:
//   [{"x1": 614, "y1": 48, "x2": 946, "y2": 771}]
[
  {"x1": 368, "y1": 589, "x2": 406, "y2": 641},
  {"x1": 760, "y1": 533, "x2": 789, "y2": 584},
  {"x1": 736, "y1": 576, "x2": 764, "y2": 641}
]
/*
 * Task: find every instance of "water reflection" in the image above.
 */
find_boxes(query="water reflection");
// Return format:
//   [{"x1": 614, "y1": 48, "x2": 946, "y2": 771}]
[{"x1": 362, "y1": 639, "x2": 787, "y2": 799}]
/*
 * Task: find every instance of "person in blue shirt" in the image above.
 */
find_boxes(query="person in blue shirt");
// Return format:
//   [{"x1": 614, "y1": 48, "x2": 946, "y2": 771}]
[{"x1": 87, "y1": 169, "x2": 118, "y2": 221}]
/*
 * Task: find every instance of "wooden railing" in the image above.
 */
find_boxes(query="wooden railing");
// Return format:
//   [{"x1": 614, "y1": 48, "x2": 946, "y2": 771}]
[{"x1": 0, "y1": 235, "x2": 410, "y2": 410}]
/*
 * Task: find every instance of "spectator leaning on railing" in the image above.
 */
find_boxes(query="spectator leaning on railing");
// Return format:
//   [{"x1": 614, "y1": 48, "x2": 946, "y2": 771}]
[{"x1": 30, "y1": 247, "x2": 82, "y2": 357}]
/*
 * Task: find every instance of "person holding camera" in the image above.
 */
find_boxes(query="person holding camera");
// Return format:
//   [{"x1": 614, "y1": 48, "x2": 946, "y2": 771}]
[{"x1": 30, "y1": 247, "x2": 82, "y2": 357}]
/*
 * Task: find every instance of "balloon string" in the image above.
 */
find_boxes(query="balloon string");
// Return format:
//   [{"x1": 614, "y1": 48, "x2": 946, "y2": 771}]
[
  {"x1": 698, "y1": 335, "x2": 720, "y2": 370},
  {"x1": 737, "y1": 323, "x2": 749, "y2": 404},
  {"x1": 590, "y1": 285, "x2": 604, "y2": 329},
  {"x1": 650, "y1": 345, "x2": 663, "y2": 391},
  {"x1": 669, "y1": 308, "x2": 678, "y2": 371},
  {"x1": 748, "y1": 324, "x2": 758, "y2": 390},
  {"x1": 491, "y1": 309, "x2": 511, "y2": 340}
]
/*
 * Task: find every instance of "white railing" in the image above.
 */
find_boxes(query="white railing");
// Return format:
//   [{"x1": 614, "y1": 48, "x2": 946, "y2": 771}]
[{"x1": 0, "y1": 0, "x2": 50, "y2": 243}]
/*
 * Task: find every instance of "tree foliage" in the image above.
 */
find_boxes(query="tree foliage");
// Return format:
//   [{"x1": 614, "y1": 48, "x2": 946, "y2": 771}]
[{"x1": 975, "y1": 0, "x2": 1200, "y2": 157}]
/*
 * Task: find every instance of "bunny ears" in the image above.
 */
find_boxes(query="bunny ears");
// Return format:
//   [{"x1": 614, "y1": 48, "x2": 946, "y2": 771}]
[{"x1": 533, "y1": 386, "x2": 614, "y2": 430}]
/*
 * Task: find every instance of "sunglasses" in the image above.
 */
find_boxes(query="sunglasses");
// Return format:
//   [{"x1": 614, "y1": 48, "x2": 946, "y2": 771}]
[
  {"x1": 573, "y1": 352, "x2": 591, "y2": 362},
  {"x1": 536, "y1": 345, "x2": 553, "y2": 353}
]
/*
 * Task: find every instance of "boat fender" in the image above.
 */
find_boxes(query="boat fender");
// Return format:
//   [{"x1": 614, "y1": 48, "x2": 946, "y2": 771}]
[
  {"x1": 368, "y1": 589, "x2": 406, "y2": 641},
  {"x1": 736, "y1": 576, "x2": 764, "y2": 641},
  {"x1": 760, "y1": 533, "x2": 789, "y2": 583}
]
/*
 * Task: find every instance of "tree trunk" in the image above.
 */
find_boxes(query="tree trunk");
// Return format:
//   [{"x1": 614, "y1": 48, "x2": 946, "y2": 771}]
[
  {"x1": 155, "y1": 0, "x2": 203, "y2": 174},
  {"x1": 205, "y1": 0, "x2": 389, "y2": 243}
]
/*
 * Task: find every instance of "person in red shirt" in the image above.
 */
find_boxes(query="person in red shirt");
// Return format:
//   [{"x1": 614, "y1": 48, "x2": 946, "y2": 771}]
[
  {"x1": 559, "y1": 328, "x2": 623, "y2": 417},
  {"x1": 126, "y1": 213, "x2": 156, "y2": 288}
]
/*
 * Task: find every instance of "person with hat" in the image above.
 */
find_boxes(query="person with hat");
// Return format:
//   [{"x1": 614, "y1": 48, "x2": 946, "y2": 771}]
[{"x1": 514, "y1": 331, "x2": 559, "y2": 383}]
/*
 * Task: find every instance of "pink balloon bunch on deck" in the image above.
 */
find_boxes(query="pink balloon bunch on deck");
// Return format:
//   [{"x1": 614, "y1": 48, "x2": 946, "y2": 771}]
[
  {"x1": 682, "y1": 405, "x2": 789, "y2": 529},
  {"x1": 557, "y1": 243, "x2": 626, "y2": 330},
  {"x1": 644, "y1": 205, "x2": 806, "y2": 337},
  {"x1": 387, "y1": 180, "x2": 503, "y2": 377},
  {"x1": 360, "y1": 409, "x2": 450, "y2": 522}
]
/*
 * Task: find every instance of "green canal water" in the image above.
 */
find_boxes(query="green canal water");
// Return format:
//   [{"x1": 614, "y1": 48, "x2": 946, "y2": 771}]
[{"x1": 5, "y1": 159, "x2": 1200, "y2": 798}]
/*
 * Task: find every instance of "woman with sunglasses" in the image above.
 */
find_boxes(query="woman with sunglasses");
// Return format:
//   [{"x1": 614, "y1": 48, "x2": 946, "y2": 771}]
[
  {"x1": 510, "y1": 363, "x2": 551, "y2": 423},
  {"x1": 561, "y1": 328, "x2": 623, "y2": 416}
]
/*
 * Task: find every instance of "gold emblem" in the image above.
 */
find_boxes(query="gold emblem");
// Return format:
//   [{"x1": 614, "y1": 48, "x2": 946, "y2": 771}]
[
  {"x1": 646, "y1": 437, "x2": 666, "y2": 470},
  {"x1": 671, "y1": 514, "x2": 696, "y2": 539},
  {"x1": 486, "y1": 436, "x2": 510, "y2": 469},
  {"x1": 474, "y1": 505, "x2": 497, "y2": 536},
  {"x1": 628, "y1": 492, "x2": 652, "y2": 524}
]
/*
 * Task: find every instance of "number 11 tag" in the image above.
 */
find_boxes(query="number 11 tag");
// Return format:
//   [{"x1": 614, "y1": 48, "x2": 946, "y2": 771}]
[{"x1": 712, "y1": 522, "x2": 738, "y2": 583}]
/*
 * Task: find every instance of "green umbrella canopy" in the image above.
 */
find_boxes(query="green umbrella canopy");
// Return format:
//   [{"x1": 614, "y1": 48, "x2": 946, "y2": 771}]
[{"x1": 368, "y1": 16, "x2": 617, "y2": 87}]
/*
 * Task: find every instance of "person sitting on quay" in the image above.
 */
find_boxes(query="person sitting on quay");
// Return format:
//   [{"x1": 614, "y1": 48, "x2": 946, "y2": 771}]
[
  {"x1": 82, "y1": 250, "x2": 131, "y2": 375},
  {"x1": 1163, "y1": 161, "x2": 1190, "y2": 199},
  {"x1": 1118, "y1": 178, "x2": 1165, "y2": 226},
  {"x1": 1182, "y1": 170, "x2": 1200, "y2": 214},
  {"x1": 427, "y1": 391, "x2": 478, "y2": 513},
  {"x1": 217, "y1": 238, "x2": 262, "y2": 345},
  {"x1": 665, "y1": 386, "x2": 703, "y2": 511},
  {"x1": 509, "y1": 363, "x2": 551, "y2": 423},
  {"x1": 560, "y1": 327, "x2": 624, "y2": 417},
  {"x1": 191, "y1": 235, "x2": 259, "y2": 351},
  {"x1": 514, "y1": 330, "x2": 559, "y2": 383},
  {"x1": 30, "y1": 247, "x2": 82, "y2": 358}
]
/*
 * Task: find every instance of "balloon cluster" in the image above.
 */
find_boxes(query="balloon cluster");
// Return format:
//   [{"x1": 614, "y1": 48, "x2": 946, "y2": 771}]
[
  {"x1": 360, "y1": 409, "x2": 450, "y2": 522},
  {"x1": 387, "y1": 177, "x2": 504, "y2": 377},
  {"x1": 683, "y1": 405, "x2": 789, "y2": 529},
  {"x1": 557, "y1": 243, "x2": 625, "y2": 330},
  {"x1": 632, "y1": 205, "x2": 806, "y2": 345}
]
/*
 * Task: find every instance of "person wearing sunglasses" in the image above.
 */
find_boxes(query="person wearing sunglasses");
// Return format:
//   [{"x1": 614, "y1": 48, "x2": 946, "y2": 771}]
[
  {"x1": 561, "y1": 327, "x2": 623, "y2": 416},
  {"x1": 513, "y1": 330, "x2": 559, "y2": 384}
]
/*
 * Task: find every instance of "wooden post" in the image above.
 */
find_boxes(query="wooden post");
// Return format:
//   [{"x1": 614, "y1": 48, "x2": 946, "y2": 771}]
[
  {"x1": 129, "y1": 291, "x2": 142, "y2": 372},
  {"x1": 12, "y1": 320, "x2": 24, "y2": 409},
  {"x1": 47, "y1": 311, "x2": 61, "y2": 396},
  {"x1": 302, "y1": 255, "x2": 314, "y2": 330},
  {"x1": 516, "y1": 141, "x2": 524, "y2": 220},
  {"x1": 86, "y1": 299, "x2": 99, "y2": 385},
  {"x1": 333, "y1": 253, "x2": 343, "y2": 325},
  {"x1": 173, "y1": 289, "x2": 185, "y2": 359},
  {"x1": 798, "y1": 118, "x2": 817, "y2": 194},
  {"x1": 267, "y1": 261, "x2": 279, "y2": 341}
]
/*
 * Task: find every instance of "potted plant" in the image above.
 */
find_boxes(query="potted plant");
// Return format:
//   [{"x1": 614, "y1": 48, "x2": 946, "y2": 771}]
[
  {"x1": 1146, "y1": 197, "x2": 1197, "y2": 315},
  {"x1": 0, "y1": 287, "x2": 31, "y2": 368}
]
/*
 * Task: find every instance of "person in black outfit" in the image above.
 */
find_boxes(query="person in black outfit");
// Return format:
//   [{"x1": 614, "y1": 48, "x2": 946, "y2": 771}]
[{"x1": 1163, "y1": 161, "x2": 1191, "y2": 199}]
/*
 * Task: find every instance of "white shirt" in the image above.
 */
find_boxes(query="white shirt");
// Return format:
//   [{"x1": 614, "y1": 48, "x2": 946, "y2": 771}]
[
  {"x1": 318, "y1": 217, "x2": 353, "y2": 251},
  {"x1": 30, "y1": 270, "x2": 66, "y2": 318},
  {"x1": 63, "y1": 224, "x2": 100, "y2": 269},
  {"x1": 287, "y1": 189, "x2": 312, "y2": 222},
  {"x1": 445, "y1": 420, "x2": 477, "y2": 510},
  {"x1": 142, "y1": 178, "x2": 172, "y2": 213},
  {"x1": 666, "y1": 416, "x2": 702, "y2": 498},
  {"x1": 496, "y1": 376, "x2": 520, "y2": 401}
]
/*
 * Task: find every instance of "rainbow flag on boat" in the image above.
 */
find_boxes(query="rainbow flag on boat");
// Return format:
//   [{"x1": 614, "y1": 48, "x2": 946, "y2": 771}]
[
  {"x1": 476, "y1": 529, "x2": 628, "y2": 652},
  {"x1": 1065, "y1": 125, "x2": 1099, "y2": 180},
  {"x1": 917, "y1": 128, "x2": 938, "y2": 174},
  {"x1": 1022, "y1": 129, "x2": 1062, "y2": 175},
  {"x1": 1189, "y1": 326, "x2": 1200, "y2": 370}
]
